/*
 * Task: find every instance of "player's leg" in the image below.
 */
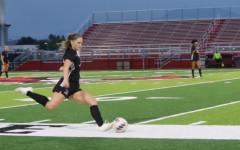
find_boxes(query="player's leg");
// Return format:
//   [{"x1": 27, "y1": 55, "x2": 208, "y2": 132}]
[
  {"x1": 196, "y1": 60, "x2": 202, "y2": 77},
  {"x1": 218, "y1": 59, "x2": 222, "y2": 68},
  {"x1": 44, "y1": 92, "x2": 66, "y2": 110},
  {"x1": 0, "y1": 65, "x2": 6, "y2": 77},
  {"x1": 215, "y1": 59, "x2": 218, "y2": 68},
  {"x1": 69, "y1": 91, "x2": 102, "y2": 126},
  {"x1": 15, "y1": 87, "x2": 65, "y2": 110},
  {"x1": 0, "y1": 65, "x2": 3, "y2": 77},
  {"x1": 5, "y1": 63, "x2": 9, "y2": 78},
  {"x1": 69, "y1": 91, "x2": 113, "y2": 131},
  {"x1": 219, "y1": 59, "x2": 222, "y2": 68},
  {"x1": 191, "y1": 61, "x2": 196, "y2": 78}
]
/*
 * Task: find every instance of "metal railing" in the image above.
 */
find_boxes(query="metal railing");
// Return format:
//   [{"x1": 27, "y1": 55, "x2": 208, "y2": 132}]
[
  {"x1": 12, "y1": 50, "x2": 31, "y2": 70},
  {"x1": 10, "y1": 42, "x2": 240, "y2": 70},
  {"x1": 77, "y1": 6, "x2": 240, "y2": 35}
]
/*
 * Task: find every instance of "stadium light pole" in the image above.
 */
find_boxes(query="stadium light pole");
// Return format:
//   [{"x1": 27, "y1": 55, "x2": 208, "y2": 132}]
[
  {"x1": 44, "y1": 42, "x2": 49, "y2": 50},
  {"x1": 0, "y1": 0, "x2": 5, "y2": 50}
]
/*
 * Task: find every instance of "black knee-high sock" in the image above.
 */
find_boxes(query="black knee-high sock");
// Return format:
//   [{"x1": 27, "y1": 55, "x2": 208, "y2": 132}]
[
  {"x1": 199, "y1": 69, "x2": 202, "y2": 77},
  {"x1": 5, "y1": 71, "x2": 8, "y2": 78},
  {"x1": 90, "y1": 105, "x2": 104, "y2": 127},
  {"x1": 26, "y1": 91, "x2": 49, "y2": 107},
  {"x1": 192, "y1": 69, "x2": 194, "y2": 78},
  {"x1": 0, "y1": 71, "x2": 2, "y2": 77}
]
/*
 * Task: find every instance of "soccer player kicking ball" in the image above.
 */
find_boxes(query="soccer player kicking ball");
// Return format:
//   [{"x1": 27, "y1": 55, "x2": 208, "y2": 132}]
[{"x1": 15, "y1": 33, "x2": 113, "y2": 131}]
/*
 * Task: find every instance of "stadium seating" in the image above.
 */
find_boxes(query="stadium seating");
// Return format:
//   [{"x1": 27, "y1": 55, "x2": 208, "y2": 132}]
[
  {"x1": 83, "y1": 19, "x2": 240, "y2": 51},
  {"x1": 83, "y1": 20, "x2": 214, "y2": 47}
]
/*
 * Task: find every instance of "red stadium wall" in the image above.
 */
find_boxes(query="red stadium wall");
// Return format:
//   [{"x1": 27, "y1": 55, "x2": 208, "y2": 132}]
[
  {"x1": 15, "y1": 61, "x2": 63, "y2": 71},
  {"x1": 15, "y1": 59, "x2": 157, "y2": 71},
  {"x1": 15, "y1": 58, "x2": 237, "y2": 71},
  {"x1": 162, "y1": 61, "x2": 191, "y2": 69}
]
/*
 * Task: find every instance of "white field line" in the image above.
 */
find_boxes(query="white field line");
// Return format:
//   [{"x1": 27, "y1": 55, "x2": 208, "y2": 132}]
[
  {"x1": 189, "y1": 121, "x2": 206, "y2": 125},
  {"x1": 0, "y1": 103, "x2": 38, "y2": 110},
  {"x1": 1, "y1": 77, "x2": 240, "y2": 110},
  {"x1": 31, "y1": 119, "x2": 51, "y2": 123},
  {"x1": 0, "y1": 119, "x2": 5, "y2": 121},
  {"x1": 0, "y1": 87, "x2": 53, "y2": 93},
  {"x1": 135, "y1": 101, "x2": 240, "y2": 125},
  {"x1": 0, "y1": 80, "x2": 123, "y2": 93},
  {"x1": 96, "y1": 77, "x2": 240, "y2": 97},
  {"x1": 1, "y1": 77, "x2": 240, "y2": 95},
  {"x1": 146, "y1": 97, "x2": 183, "y2": 100},
  {"x1": 81, "y1": 120, "x2": 95, "y2": 124}
]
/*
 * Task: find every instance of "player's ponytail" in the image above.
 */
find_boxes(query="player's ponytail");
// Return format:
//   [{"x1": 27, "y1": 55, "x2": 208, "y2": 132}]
[{"x1": 58, "y1": 33, "x2": 83, "y2": 52}]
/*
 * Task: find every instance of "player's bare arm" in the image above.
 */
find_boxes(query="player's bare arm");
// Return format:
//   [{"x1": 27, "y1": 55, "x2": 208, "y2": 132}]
[
  {"x1": 63, "y1": 59, "x2": 72, "y2": 88},
  {"x1": 1, "y1": 55, "x2": 4, "y2": 65}
]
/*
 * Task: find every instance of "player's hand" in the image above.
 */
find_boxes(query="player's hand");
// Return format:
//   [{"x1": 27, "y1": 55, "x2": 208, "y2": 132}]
[
  {"x1": 63, "y1": 80, "x2": 70, "y2": 88},
  {"x1": 59, "y1": 66, "x2": 64, "y2": 71}
]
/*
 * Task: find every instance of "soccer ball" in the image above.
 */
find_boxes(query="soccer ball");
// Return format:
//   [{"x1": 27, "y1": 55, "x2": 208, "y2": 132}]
[{"x1": 113, "y1": 117, "x2": 128, "y2": 133}]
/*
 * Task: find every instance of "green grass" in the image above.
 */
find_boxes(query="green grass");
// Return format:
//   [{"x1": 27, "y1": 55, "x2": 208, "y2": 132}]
[
  {"x1": 150, "y1": 100, "x2": 240, "y2": 125},
  {"x1": 1, "y1": 69, "x2": 240, "y2": 150},
  {"x1": 1, "y1": 137, "x2": 240, "y2": 150}
]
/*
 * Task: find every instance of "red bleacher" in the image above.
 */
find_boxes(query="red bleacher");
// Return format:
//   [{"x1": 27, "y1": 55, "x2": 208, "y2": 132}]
[{"x1": 83, "y1": 20, "x2": 214, "y2": 47}]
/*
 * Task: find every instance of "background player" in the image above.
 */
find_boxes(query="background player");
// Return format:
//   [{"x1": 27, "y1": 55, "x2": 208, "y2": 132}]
[
  {"x1": 15, "y1": 33, "x2": 112, "y2": 131},
  {"x1": 191, "y1": 39, "x2": 202, "y2": 78},
  {"x1": 0, "y1": 45, "x2": 10, "y2": 78},
  {"x1": 213, "y1": 50, "x2": 222, "y2": 68}
]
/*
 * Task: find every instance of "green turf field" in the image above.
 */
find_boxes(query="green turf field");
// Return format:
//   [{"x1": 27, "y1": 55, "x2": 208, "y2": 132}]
[{"x1": 1, "y1": 69, "x2": 240, "y2": 150}]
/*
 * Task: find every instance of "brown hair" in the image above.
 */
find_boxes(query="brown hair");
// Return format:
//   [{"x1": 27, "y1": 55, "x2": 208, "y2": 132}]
[{"x1": 59, "y1": 33, "x2": 82, "y2": 51}]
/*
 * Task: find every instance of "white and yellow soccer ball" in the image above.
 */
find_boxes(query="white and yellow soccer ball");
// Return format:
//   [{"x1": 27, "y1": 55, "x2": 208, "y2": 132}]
[{"x1": 113, "y1": 117, "x2": 128, "y2": 133}]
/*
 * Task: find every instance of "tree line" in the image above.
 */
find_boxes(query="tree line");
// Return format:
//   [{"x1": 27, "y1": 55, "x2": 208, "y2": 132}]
[{"x1": 16, "y1": 34, "x2": 65, "y2": 50}]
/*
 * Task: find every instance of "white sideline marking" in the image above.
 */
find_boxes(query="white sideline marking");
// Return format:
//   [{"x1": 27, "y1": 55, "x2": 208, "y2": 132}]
[
  {"x1": 0, "y1": 119, "x2": 5, "y2": 121},
  {"x1": 190, "y1": 121, "x2": 206, "y2": 125},
  {"x1": 1, "y1": 77, "x2": 240, "y2": 110},
  {"x1": 225, "y1": 82, "x2": 231, "y2": 84},
  {"x1": 136, "y1": 101, "x2": 240, "y2": 125},
  {"x1": 31, "y1": 119, "x2": 51, "y2": 123},
  {"x1": 146, "y1": 97, "x2": 183, "y2": 100},
  {"x1": 1, "y1": 123, "x2": 240, "y2": 140}
]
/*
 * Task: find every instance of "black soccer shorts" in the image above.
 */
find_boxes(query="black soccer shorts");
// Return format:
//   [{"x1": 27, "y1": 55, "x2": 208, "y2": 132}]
[{"x1": 53, "y1": 77, "x2": 82, "y2": 98}]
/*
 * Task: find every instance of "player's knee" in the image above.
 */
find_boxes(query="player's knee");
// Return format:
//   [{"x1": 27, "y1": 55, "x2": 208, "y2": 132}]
[
  {"x1": 89, "y1": 98, "x2": 98, "y2": 106},
  {"x1": 45, "y1": 104, "x2": 56, "y2": 110}
]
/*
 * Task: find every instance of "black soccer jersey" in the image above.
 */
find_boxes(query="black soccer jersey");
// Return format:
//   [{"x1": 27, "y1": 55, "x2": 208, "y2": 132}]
[
  {"x1": 63, "y1": 48, "x2": 81, "y2": 83},
  {"x1": 1, "y1": 51, "x2": 9, "y2": 63},
  {"x1": 191, "y1": 45, "x2": 199, "y2": 61}
]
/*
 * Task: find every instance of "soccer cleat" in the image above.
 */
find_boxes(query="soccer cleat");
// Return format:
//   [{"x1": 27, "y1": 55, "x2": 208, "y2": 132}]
[
  {"x1": 15, "y1": 87, "x2": 33, "y2": 95},
  {"x1": 99, "y1": 121, "x2": 113, "y2": 131}
]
